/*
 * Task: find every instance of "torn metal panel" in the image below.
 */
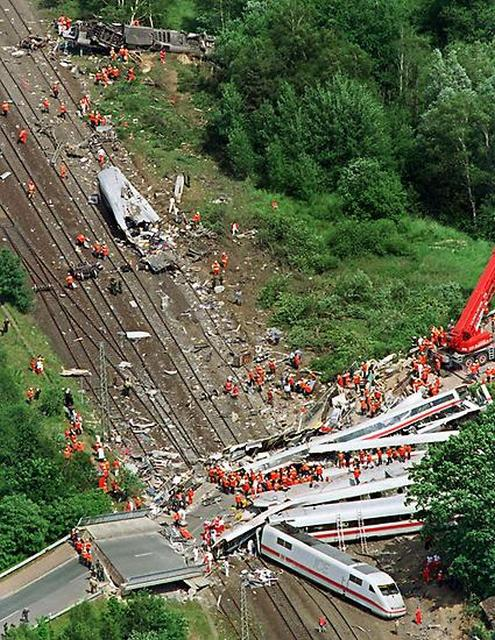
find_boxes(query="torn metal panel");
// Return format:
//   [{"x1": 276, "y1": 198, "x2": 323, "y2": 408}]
[
  {"x1": 125, "y1": 331, "x2": 151, "y2": 341},
  {"x1": 62, "y1": 21, "x2": 214, "y2": 57},
  {"x1": 98, "y1": 166, "x2": 160, "y2": 244},
  {"x1": 140, "y1": 250, "x2": 177, "y2": 273},
  {"x1": 308, "y1": 430, "x2": 459, "y2": 455}
]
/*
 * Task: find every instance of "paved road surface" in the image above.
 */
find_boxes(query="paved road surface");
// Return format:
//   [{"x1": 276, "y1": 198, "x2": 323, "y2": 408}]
[{"x1": 0, "y1": 558, "x2": 90, "y2": 625}]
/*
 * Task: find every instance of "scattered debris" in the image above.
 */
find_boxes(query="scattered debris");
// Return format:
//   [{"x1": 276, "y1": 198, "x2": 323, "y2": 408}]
[
  {"x1": 60, "y1": 368, "x2": 92, "y2": 377},
  {"x1": 240, "y1": 568, "x2": 278, "y2": 588},
  {"x1": 20, "y1": 35, "x2": 48, "y2": 50},
  {"x1": 140, "y1": 250, "x2": 178, "y2": 274}
]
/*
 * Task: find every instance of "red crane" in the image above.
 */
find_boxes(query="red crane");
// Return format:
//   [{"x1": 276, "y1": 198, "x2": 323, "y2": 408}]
[{"x1": 448, "y1": 249, "x2": 495, "y2": 359}]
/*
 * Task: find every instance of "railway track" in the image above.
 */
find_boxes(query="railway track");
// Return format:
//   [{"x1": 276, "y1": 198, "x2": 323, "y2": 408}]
[
  {"x1": 244, "y1": 557, "x2": 319, "y2": 639},
  {"x1": 0, "y1": 222, "x2": 180, "y2": 458},
  {"x1": 0, "y1": 0, "x2": 275, "y2": 466},
  {"x1": 294, "y1": 574, "x2": 362, "y2": 640},
  {"x1": 1, "y1": 0, "x2": 268, "y2": 423},
  {"x1": 209, "y1": 570, "x2": 265, "y2": 640},
  {"x1": 252, "y1": 555, "x2": 363, "y2": 640},
  {"x1": 0, "y1": 119, "x2": 203, "y2": 465}
]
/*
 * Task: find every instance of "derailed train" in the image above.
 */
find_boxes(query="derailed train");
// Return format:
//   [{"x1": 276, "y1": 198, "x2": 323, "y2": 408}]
[
  {"x1": 61, "y1": 21, "x2": 215, "y2": 57},
  {"x1": 259, "y1": 524, "x2": 406, "y2": 618}
]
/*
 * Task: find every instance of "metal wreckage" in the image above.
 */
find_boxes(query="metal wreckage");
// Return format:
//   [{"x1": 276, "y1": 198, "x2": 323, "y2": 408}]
[{"x1": 60, "y1": 21, "x2": 215, "y2": 57}]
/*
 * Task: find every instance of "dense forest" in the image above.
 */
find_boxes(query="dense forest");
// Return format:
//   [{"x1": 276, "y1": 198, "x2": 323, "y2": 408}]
[{"x1": 206, "y1": 0, "x2": 495, "y2": 238}]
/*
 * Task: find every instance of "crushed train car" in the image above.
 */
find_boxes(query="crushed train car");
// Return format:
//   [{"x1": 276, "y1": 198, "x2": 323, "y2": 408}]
[
  {"x1": 61, "y1": 21, "x2": 215, "y2": 57},
  {"x1": 98, "y1": 166, "x2": 160, "y2": 248}
]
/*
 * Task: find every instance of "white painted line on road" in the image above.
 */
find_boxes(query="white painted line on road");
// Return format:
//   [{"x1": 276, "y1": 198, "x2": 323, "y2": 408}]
[
  {"x1": 134, "y1": 553, "x2": 153, "y2": 558},
  {"x1": 0, "y1": 608, "x2": 20, "y2": 623}
]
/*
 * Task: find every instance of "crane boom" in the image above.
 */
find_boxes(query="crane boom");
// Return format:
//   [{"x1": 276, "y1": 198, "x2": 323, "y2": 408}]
[{"x1": 449, "y1": 249, "x2": 495, "y2": 354}]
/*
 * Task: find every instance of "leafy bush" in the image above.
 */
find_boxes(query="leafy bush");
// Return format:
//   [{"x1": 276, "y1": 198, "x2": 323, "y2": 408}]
[
  {"x1": 0, "y1": 495, "x2": 48, "y2": 571},
  {"x1": 38, "y1": 383, "x2": 63, "y2": 417},
  {"x1": 337, "y1": 158, "x2": 408, "y2": 220},
  {"x1": 0, "y1": 250, "x2": 32, "y2": 312},
  {"x1": 329, "y1": 218, "x2": 410, "y2": 259},
  {"x1": 258, "y1": 275, "x2": 290, "y2": 308}
]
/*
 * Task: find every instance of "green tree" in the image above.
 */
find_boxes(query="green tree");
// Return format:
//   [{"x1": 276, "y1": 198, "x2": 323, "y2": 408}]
[
  {"x1": 0, "y1": 249, "x2": 32, "y2": 312},
  {"x1": 46, "y1": 490, "x2": 112, "y2": 540},
  {"x1": 337, "y1": 158, "x2": 408, "y2": 220},
  {"x1": 0, "y1": 495, "x2": 49, "y2": 570},
  {"x1": 416, "y1": 0, "x2": 495, "y2": 46},
  {"x1": 413, "y1": 47, "x2": 495, "y2": 229},
  {"x1": 123, "y1": 593, "x2": 188, "y2": 640},
  {"x1": 409, "y1": 408, "x2": 495, "y2": 597},
  {"x1": 59, "y1": 601, "x2": 102, "y2": 640},
  {"x1": 305, "y1": 76, "x2": 393, "y2": 186}
]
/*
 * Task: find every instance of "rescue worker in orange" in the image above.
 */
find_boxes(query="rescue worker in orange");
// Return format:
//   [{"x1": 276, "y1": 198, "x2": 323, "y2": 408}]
[
  {"x1": 18, "y1": 129, "x2": 28, "y2": 144},
  {"x1": 211, "y1": 259, "x2": 222, "y2": 286},
  {"x1": 59, "y1": 163, "x2": 68, "y2": 180},
  {"x1": 159, "y1": 49, "x2": 166, "y2": 64},
  {"x1": 1, "y1": 100, "x2": 10, "y2": 116},
  {"x1": 26, "y1": 180, "x2": 36, "y2": 199},
  {"x1": 97, "y1": 148, "x2": 106, "y2": 168},
  {"x1": 118, "y1": 47, "x2": 129, "y2": 62},
  {"x1": 220, "y1": 252, "x2": 229, "y2": 270},
  {"x1": 65, "y1": 273, "x2": 77, "y2": 289},
  {"x1": 51, "y1": 82, "x2": 60, "y2": 99},
  {"x1": 58, "y1": 103, "x2": 68, "y2": 119},
  {"x1": 75, "y1": 233, "x2": 89, "y2": 247},
  {"x1": 41, "y1": 97, "x2": 50, "y2": 113},
  {"x1": 469, "y1": 359, "x2": 481, "y2": 381},
  {"x1": 126, "y1": 67, "x2": 136, "y2": 82}
]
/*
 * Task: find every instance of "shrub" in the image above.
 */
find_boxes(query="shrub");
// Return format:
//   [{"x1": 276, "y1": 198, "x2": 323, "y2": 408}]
[
  {"x1": 0, "y1": 250, "x2": 33, "y2": 312},
  {"x1": 337, "y1": 157, "x2": 408, "y2": 221},
  {"x1": 328, "y1": 218, "x2": 410, "y2": 259},
  {"x1": 258, "y1": 275, "x2": 290, "y2": 308},
  {"x1": 38, "y1": 384, "x2": 63, "y2": 418}
]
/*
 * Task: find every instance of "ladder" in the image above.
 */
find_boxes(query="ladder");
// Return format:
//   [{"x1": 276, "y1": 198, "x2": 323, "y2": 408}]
[
  {"x1": 357, "y1": 511, "x2": 369, "y2": 554},
  {"x1": 240, "y1": 579, "x2": 250, "y2": 640},
  {"x1": 336, "y1": 515, "x2": 346, "y2": 552}
]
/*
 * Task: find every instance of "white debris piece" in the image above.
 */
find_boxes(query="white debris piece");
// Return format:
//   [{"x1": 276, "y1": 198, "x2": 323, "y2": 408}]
[
  {"x1": 125, "y1": 331, "x2": 151, "y2": 340},
  {"x1": 60, "y1": 368, "x2": 92, "y2": 376},
  {"x1": 241, "y1": 568, "x2": 278, "y2": 588}
]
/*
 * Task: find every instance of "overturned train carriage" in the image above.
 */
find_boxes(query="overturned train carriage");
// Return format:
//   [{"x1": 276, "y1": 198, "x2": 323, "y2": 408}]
[{"x1": 63, "y1": 21, "x2": 215, "y2": 57}]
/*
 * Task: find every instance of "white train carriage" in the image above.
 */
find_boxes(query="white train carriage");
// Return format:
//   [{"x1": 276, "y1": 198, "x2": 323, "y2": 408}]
[
  {"x1": 271, "y1": 494, "x2": 422, "y2": 542},
  {"x1": 259, "y1": 524, "x2": 406, "y2": 618},
  {"x1": 323, "y1": 388, "x2": 465, "y2": 443}
]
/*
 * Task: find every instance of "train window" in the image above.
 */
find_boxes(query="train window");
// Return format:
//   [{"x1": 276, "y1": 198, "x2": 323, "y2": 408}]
[
  {"x1": 378, "y1": 583, "x2": 399, "y2": 596},
  {"x1": 349, "y1": 575, "x2": 363, "y2": 586},
  {"x1": 276, "y1": 537, "x2": 292, "y2": 550},
  {"x1": 368, "y1": 585, "x2": 375, "y2": 593}
]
